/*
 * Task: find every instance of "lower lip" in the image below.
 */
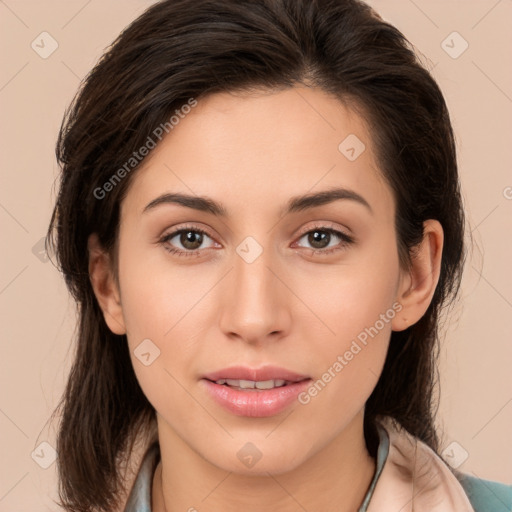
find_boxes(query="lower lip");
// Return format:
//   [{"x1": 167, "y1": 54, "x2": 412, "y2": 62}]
[{"x1": 201, "y1": 379, "x2": 312, "y2": 417}]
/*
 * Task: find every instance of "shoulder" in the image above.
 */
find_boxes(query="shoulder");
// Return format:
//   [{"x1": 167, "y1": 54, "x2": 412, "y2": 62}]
[
  {"x1": 456, "y1": 472, "x2": 512, "y2": 512},
  {"x1": 375, "y1": 416, "x2": 512, "y2": 512}
]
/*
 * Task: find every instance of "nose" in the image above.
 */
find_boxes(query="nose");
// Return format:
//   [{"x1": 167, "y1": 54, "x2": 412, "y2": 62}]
[{"x1": 218, "y1": 240, "x2": 291, "y2": 346}]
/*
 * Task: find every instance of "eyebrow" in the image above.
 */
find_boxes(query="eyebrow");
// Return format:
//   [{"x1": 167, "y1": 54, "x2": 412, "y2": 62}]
[{"x1": 142, "y1": 187, "x2": 373, "y2": 217}]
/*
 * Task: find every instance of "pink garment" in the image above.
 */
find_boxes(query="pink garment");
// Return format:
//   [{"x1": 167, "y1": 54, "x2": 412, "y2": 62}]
[{"x1": 369, "y1": 417, "x2": 475, "y2": 511}]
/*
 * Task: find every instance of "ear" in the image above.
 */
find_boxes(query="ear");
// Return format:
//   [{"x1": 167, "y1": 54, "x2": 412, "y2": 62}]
[
  {"x1": 88, "y1": 233, "x2": 126, "y2": 335},
  {"x1": 391, "y1": 220, "x2": 444, "y2": 331}
]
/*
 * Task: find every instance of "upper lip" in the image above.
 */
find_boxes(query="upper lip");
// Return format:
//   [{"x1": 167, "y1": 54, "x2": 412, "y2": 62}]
[{"x1": 203, "y1": 365, "x2": 311, "y2": 383}]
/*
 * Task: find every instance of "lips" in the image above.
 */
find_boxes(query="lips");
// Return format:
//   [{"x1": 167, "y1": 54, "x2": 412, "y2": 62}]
[
  {"x1": 202, "y1": 365, "x2": 310, "y2": 384},
  {"x1": 201, "y1": 365, "x2": 312, "y2": 417}
]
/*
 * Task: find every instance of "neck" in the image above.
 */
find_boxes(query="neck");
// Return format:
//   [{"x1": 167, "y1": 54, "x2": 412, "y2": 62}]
[{"x1": 152, "y1": 411, "x2": 375, "y2": 512}]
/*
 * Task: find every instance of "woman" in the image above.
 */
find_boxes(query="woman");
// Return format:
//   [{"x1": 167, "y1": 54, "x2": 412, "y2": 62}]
[{"x1": 47, "y1": 0, "x2": 512, "y2": 510}]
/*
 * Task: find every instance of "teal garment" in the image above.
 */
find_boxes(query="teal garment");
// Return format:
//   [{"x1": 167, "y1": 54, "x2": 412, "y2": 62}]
[
  {"x1": 456, "y1": 473, "x2": 512, "y2": 512},
  {"x1": 124, "y1": 426, "x2": 512, "y2": 511}
]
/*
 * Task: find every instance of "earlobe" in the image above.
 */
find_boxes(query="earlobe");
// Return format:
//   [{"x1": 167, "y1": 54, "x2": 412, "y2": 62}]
[
  {"x1": 391, "y1": 220, "x2": 444, "y2": 332},
  {"x1": 87, "y1": 233, "x2": 127, "y2": 335}
]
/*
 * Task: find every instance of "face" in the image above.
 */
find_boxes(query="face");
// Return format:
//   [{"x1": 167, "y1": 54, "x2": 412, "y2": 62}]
[{"x1": 104, "y1": 86, "x2": 410, "y2": 475}]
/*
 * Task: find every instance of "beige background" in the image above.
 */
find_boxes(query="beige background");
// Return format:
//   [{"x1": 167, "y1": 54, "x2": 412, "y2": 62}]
[{"x1": 1, "y1": 0, "x2": 511, "y2": 510}]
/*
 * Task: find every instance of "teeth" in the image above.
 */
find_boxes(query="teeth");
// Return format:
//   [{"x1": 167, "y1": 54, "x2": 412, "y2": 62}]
[
  {"x1": 215, "y1": 378, "x2": 287, "y2": 389},
  {"x1": 256, "y1": 379, "x2": 286, "y2": 389}
]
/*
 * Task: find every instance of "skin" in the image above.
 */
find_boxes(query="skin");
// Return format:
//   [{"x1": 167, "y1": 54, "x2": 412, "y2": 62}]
[{"x1": 88, "y1": 86, "x2": 443, "y2": 512}]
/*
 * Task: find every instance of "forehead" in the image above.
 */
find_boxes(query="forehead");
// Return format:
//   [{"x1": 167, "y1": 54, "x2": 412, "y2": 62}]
[{"x1": 122, "y1": 86, "x2": 393, "y2": 219}]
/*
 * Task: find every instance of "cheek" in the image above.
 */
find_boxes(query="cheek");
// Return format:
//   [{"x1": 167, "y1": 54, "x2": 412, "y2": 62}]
[
  {"x1": 114, "y1": 239, "x2": 203, "y2": 399},
  {"x1": 292, "y1": 234, "x2": 400, "y2": 343},
  {"x1": 292, "y1": 244, "x2": 400, "y2": 411},
  {"x1": 117, "y1": 257, "x2": 204, "y2": 418},
  {"x1": 117, "y1": 241, "x2": 209, "y2": 342},
  {"x1": 295, "y1": 286, "x2": 396, "y2": 427}
]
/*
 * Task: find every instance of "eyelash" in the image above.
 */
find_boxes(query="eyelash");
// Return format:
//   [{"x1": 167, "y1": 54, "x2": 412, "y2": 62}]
[{"x1": 159, "y1": 223, "x2": 355, "y2": 258}]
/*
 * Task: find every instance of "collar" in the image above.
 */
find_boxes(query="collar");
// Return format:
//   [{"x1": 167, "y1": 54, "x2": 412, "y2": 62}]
[
  {"x1": 366, "y1": 416, "x2": 476, "y2": 511},
  {"x1": 124, "y1": 416, "x2": 475, "y2": 511}
]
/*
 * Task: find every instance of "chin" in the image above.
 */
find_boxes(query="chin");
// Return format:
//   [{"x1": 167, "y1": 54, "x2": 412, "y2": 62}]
[{"x1": 204, "y1": 440, "x2": 308, "y2": 477}]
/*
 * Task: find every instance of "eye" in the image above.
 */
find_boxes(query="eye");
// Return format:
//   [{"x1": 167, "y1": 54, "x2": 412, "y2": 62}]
[
  {"x1": 159, "y1": 225, "x2": 217, "y2": 257},
  {"x1": 293, "y1": 224, "x2": 354, "y2": 255},
  {"x1": 159, "y1": 223, "x2": 354, "y2": 258}
]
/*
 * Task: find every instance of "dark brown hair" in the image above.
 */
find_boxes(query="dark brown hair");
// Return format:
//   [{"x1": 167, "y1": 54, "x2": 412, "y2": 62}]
[{"x1": 47, "y1": 0, "x2": 466, "y2": 510}]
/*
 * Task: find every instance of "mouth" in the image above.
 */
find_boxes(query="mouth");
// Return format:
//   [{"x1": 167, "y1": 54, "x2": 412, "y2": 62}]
[
  {"x1": 200, "y1": 366, "x2": 312, "y2": 417},
  {"x1": 202, "y1": 365, "x2": 310, "y2": 384},
  {"x1": 206, "y1": 378, "x2": 304, "y2": 391}
]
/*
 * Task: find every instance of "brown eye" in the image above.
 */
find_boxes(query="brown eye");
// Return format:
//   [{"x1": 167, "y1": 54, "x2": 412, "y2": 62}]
[
  {"x1": 295, "y1": 226, "x2": 354, "y2": 255},
  {"x1": 178, "y1": 230, "x2": 204, "y2": 250},
  {"x1": 160, "y1": 225, "x2": 216, "y2": 257},
  {"x1": 306, "y1": 230, "x2": 331, "y2": 249}
]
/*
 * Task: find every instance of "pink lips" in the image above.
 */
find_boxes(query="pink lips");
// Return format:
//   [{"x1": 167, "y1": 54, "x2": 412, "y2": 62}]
[
  {"x1": 201, "y1": 365, "x2": 311, "y2": 418},
  {"x1": 202, "y1": 365, "x2": 310, "y2": 383}
]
